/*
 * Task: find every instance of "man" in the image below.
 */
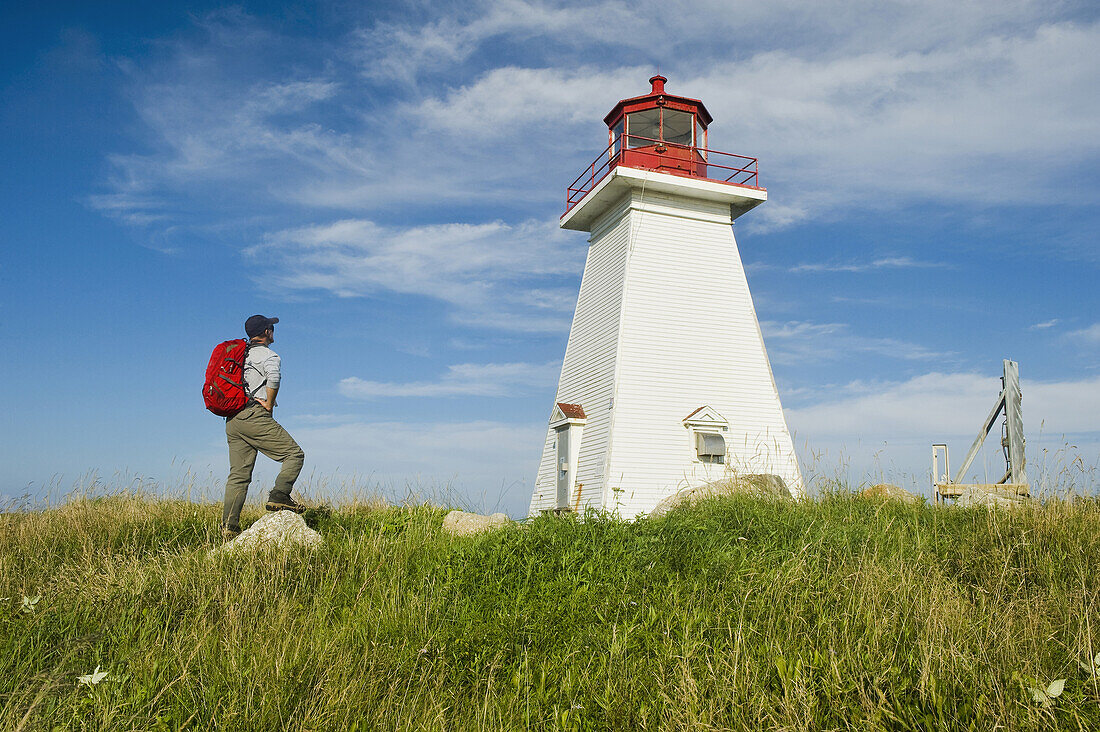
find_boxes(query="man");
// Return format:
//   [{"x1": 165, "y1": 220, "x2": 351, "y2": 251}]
[{"x1": 220, "y1": 314, "x2": 307, "y2": 539}]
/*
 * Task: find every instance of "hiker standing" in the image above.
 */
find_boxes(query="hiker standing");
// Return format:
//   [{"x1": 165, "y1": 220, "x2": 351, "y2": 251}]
[{"x1": 220, "y1": 314, "x2": 306, "y2": 538}]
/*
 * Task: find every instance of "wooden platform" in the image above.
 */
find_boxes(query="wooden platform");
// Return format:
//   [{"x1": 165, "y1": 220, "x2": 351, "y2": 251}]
[{"x1": 935, "y1": 483, "x2": 1030, "y2": 500}]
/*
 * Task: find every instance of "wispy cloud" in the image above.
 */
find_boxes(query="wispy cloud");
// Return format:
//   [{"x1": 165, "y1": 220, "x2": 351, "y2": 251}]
[
  {"x1": 1030, "y1": 319, "x2": 1060, "y2": 330},
  {"x1": 750, "y1": 256, "x2": 948, "y2": 273},
  {"x1": 1068, "y1": 323, "x2": 1100, "y2": 343},
  {"x1": 338, "y1": 361, "x2": 560, "y2": 399},
  {"x1": 789, "y1": 257, "x2": 948, "y2": 273},
  {"x1": 251, "y1": 218, "x2": 581, "y2": 331},
  {"x1": 354, "y1": 1, "x2": 645, "y2": 86},
  {"x1": 91, "y1": 2, "x2": 1100, "y2": 240},
  {"x1": 410, "y1": 65, "x2": 643, "y2": 135},
  {"x1": 693, "y1": 22, "x2": 1100, "y2": 229},
  {"x1": 787, "y1": 371, "x2": 1100, "y2": 439},
  {"x1": 762, "y1": 320, "x2": 951, "y2": 365}
]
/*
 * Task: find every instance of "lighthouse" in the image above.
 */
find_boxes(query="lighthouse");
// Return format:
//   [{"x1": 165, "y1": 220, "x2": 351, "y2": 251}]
[{"x1": 529, "y1": 75, "x2": 804, "y2": 518}]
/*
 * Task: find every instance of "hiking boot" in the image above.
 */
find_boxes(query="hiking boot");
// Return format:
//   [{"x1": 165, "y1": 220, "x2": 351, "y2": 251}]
[
  {"x1": 265, "y1": 492, "x2": 307, "y2": 514},
  {"x1": 220, "y1": 524, "x2": 242, "y2": 541}
]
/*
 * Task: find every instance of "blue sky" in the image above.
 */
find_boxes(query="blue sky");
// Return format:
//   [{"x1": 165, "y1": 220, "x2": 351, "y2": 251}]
[{"x1": 2, "y1": 0, "x2": 1098, "y2": 515}]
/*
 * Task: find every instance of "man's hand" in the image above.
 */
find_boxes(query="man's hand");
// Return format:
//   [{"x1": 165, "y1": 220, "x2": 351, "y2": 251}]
[
  {"x1": 264, "y1": 385, "x2": 278, "y2": 412},
  {"x1": 256, "y1": 398, "x2": 272, "y2": 412}
]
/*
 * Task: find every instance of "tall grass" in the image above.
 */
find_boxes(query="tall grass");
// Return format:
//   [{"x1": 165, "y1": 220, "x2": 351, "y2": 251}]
[{"x1": 2, "y1": 489, "x2": 1099, "y2": 730}]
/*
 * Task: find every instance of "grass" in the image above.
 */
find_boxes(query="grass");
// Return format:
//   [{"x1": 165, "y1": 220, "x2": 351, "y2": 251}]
[{"x1": 2, "y1": 489, "x2": 1100, "y2": 730}]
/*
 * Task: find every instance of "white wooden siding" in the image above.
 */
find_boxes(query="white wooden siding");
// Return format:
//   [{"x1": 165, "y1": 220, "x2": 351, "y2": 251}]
[
  {"x1": 529, "y1": 200, "x2": 632, "y2": 515},
  {"x1": 607, "y1": 190, "x2": 802, "y2": 517}
]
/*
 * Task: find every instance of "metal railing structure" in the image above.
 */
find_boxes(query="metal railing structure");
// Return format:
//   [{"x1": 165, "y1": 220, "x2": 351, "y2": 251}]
[{"x1": 565, "y1": 134, "x2": 761, "y2": 214}]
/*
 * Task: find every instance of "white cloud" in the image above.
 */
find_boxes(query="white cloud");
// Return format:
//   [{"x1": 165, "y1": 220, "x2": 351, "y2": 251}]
[
  {"x1": 788, "y1": 372, "x2": 1000, "y2": 439},
  {"x1": 790, "y1": 370, "x2": 1100, "y2": 441},
  {"x1": 762, "y1": 320, "x2": 951, "y2": 364},
  {"x1": 695, "y1": 22, "x2": 1100, "y2": 228},
  {"x1": 785, "y1": 370, "x2": 1100, "y2": 492},
  {"x1": 354, "y1": 0, "x2": 646, "y2": 85},
  {"x1": 338, "y1": 361, "x2": 560, "y2": 398},
  {"x1": 251, "y1": 217, "x2": 582, "y2": 330},
  {"x1": 89, "y1": 71, "x2": 381, "y2": 228},
  {"x1": 411, "y1": 65, "x2": 643, "y2": 135},
  {"x1": 1030, "y1": 319, "x2": 1060, "y2": 330},
  {"x1": 749, "y1": 202, "x2": 810, "y2": 232}
]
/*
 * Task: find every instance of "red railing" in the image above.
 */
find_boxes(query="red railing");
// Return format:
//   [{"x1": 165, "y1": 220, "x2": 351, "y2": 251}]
[{"x1": 564, "y1": 134, "x2": 761, "y2": 215}]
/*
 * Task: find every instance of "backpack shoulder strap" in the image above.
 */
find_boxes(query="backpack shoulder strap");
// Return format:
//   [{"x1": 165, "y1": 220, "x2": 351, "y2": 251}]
[{"x1": 243, "y1": 340, "x2": 269, "y2": 399}]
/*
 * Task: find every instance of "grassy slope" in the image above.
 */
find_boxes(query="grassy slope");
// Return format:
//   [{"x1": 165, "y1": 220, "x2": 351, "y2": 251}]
[{"x1": 2, "y1": 493, "x2": 1099, "y2": 731}]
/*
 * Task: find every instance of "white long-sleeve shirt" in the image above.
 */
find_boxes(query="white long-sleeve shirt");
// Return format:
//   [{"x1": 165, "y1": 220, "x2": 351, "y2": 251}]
[{"x1": 244, "y1": 344, "x2": 281, "y2": 406}]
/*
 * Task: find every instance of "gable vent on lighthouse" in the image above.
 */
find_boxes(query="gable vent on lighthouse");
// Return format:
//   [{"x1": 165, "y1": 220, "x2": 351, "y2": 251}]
[{"x1": 530, "y1": 76, "x2": 803, "y2": 518}]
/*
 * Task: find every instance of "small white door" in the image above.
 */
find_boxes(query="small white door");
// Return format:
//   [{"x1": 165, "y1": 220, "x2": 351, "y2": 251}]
[{"x1": 555, "y1": 427, "x2": 571, "y2": 509}]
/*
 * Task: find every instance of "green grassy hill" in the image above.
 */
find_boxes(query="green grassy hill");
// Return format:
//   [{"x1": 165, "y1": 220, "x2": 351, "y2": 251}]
[{"x1": 3, "y1": 492, "x2": 1099, "y2": 730}]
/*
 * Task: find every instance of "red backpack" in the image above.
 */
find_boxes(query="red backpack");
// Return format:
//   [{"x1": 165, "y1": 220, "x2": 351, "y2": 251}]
[{"x1": 203, "y1": 339, "x2": 250, "y2": 416}]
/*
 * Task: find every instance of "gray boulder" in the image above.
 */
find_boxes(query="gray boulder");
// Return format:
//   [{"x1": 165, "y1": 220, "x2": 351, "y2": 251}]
[
  {"x1": 442, "y1": 510, "x2": 514, "y2": 537},
  {"x1": 860, "y1": 483, "x2": 921, "y2": 504},
  {"x1": 211, "y1": 510, "x2": 322, "y2": 556},
  {"x1": 649, "y1": 474, "x2": 791, "y2": 517}
]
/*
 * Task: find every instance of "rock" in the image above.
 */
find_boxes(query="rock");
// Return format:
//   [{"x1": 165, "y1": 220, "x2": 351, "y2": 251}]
[
  {"x1": 442, "y1": 510, "x2": 514, "y2": 537},
  {"x1": 954, "y1": 486, "x2": 1029, "y2": 509},
  {"x1": 649, "y1": 474, "x2": 791, "y2": 517},
  {"x1": 211, "y1": 510, "x2": 322, "y2": 556},
  {"x1": 860, "y1": 483, "x2": 921, "y2": 504}
]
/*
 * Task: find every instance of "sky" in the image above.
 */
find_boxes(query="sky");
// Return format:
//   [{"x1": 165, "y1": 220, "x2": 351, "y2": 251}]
[{"x1": 2, "y1": 0, "x2": 1098, "y2": 516}]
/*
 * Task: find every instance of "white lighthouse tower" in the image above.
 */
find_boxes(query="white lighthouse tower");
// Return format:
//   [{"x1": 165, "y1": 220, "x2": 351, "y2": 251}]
[{"x1": 529, "y1": 76, "x2": 803, "y2": 518}]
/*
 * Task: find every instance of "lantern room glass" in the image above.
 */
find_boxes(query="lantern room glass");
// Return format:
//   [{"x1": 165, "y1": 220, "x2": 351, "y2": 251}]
[
  {"x1": 626, "y1": 109, "x2": 660, "y2": 147},
  {"x1": 662, "y1": 109, "x2": 693, "y2": 146},
  {"x1": 624, "y1": 108, "x2": 697, "y2": 148}
]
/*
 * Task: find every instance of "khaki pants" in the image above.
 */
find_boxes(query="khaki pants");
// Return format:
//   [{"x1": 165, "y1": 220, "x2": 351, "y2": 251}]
[{"x1": 221, "y1": 402, "x2": 305, "y2": 528}]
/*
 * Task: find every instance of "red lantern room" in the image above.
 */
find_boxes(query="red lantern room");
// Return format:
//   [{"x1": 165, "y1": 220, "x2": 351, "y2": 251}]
[
  {"x1": 565, "y1": 76, "x2": 761, "y2": 216},
  {"x1": 604, "y1": 75, "x2": 712, "y2": 178}
]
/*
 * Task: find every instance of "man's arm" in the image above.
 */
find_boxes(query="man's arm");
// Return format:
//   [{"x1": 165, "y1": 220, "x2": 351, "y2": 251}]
[
  {"x1": 260, "y1": 385, "x2": 279, "y2": 412},
  {"x1": 257, "y1": 351, "x2": 281, "y2": 411}
]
